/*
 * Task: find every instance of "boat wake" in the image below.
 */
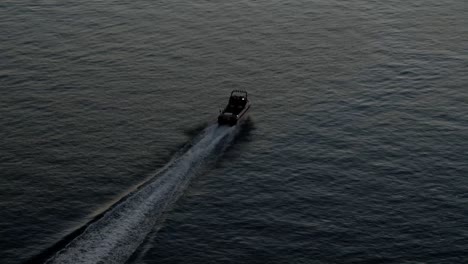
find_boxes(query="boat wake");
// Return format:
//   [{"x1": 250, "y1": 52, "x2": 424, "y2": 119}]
[{"x1": 45, "y1": 123, "x2": 239, "y2": 264}]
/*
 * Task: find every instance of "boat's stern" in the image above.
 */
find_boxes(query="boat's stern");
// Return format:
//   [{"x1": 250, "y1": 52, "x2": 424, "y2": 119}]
[{"x1": 218, "y1": 112, "x2": 238, "y2": 126}]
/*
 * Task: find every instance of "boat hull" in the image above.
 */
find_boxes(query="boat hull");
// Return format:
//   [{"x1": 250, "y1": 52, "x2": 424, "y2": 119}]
[{"x1": 218, "y1": 104, "x2": 250, "y2": 126}]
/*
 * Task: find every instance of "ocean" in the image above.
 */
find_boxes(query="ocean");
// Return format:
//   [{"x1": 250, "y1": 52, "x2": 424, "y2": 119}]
[{"x1": 1, "y1": 0, "x2": 468, "y2": 263}]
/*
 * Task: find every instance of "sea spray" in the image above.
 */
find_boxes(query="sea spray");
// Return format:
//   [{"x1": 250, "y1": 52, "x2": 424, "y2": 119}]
[{"x1": 47, "y1": 124, "x2": 238, "y2": 264}]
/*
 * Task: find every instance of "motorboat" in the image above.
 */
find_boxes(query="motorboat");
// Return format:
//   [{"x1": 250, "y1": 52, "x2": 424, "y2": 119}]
[{"x1": 218, "y1": 90, "x2": 251, "y2": 126}]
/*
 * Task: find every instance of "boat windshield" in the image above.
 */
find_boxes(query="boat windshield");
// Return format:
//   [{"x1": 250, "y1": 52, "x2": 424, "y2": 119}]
[{"x1": 225, "y1": 96, "x2": 246, "y2": 114}]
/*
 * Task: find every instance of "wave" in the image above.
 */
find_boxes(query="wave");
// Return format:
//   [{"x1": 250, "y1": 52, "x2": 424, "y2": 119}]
[{"x1": 44, "y1": 123, "x2": 239, "y2": 264}]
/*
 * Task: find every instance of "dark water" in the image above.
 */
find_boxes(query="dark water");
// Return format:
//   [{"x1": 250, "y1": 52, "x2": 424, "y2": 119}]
[{"x1": 1, "y1": 0, "x2": 468, "y2": 263}]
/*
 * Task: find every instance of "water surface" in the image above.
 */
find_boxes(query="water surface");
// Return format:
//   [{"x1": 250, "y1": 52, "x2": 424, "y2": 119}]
[{"x1": 1, "y1": 0, "x2": 468, "y2": 263}]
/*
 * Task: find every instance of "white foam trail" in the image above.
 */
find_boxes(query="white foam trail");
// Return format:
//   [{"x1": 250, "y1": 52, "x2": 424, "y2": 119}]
[{"x1": 47, "y1": 124, "x2": 237, "y2": 264}]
